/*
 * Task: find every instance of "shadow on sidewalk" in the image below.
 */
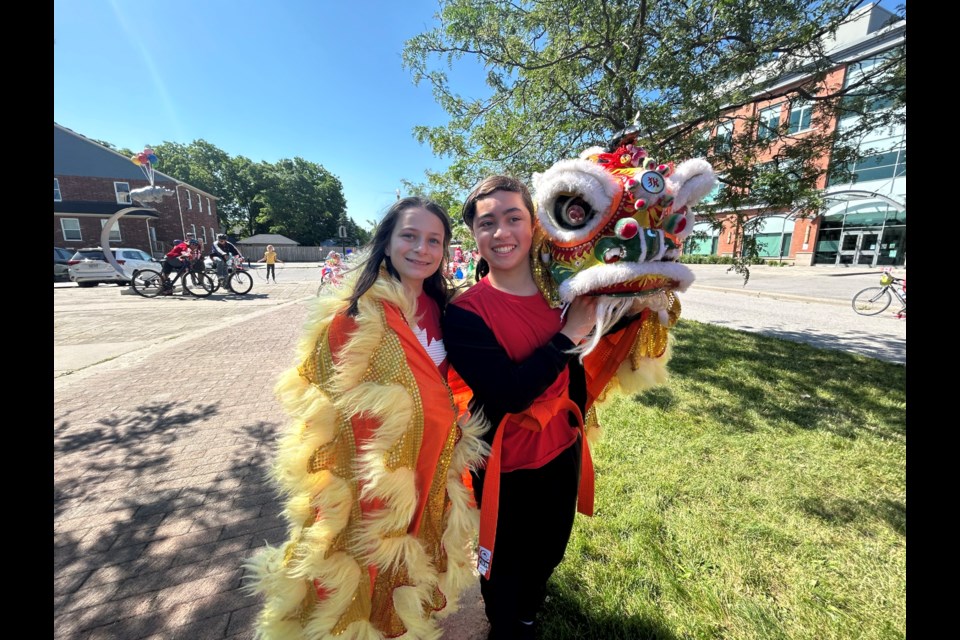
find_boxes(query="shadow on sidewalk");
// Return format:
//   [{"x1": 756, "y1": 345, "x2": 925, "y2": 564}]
[{"x1": 54, "y1": 401, "x2": 286, "y2": 638}]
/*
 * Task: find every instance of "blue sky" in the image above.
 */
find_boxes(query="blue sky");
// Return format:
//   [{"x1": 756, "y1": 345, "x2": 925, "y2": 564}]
[
  {"x1": 54, "y1": 0, "x2": 484, "y2": 226},
  {"x1": 54, "y1": 1, "x2": 905, "y2": 227}
]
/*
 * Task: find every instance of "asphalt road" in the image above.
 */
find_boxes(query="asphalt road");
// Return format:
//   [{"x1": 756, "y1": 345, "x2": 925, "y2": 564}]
[
  {"x1": 54, "y1": 262, "x2": 906, "y2": 381},
  {"x1": 680, "y1": 265, "x2": 906, "y2": 364}
]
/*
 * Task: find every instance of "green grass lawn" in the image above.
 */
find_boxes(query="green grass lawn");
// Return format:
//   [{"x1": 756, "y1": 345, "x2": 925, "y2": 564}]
[{"x1": 539, "y1": 319, "x2": 906, "y2": 640}]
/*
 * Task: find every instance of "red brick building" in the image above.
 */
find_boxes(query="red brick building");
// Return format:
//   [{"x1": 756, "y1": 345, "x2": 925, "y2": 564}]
[
  {"x1": 54, "y1": 123, "x2": 221, "y2": 258},
  {"x1": 687, "y1": 3, "x2": 905, "y2": 267}
]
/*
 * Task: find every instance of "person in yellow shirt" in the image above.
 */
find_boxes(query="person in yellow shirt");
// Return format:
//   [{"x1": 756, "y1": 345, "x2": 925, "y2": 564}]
[{"x1": 257, "y1": 244, "x2": 283, "y2": 283}]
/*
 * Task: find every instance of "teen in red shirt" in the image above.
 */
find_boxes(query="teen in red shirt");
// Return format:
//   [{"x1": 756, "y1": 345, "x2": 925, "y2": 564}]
[{"x1": 443, "y1": 176, "x2": 600, "y2": 640}]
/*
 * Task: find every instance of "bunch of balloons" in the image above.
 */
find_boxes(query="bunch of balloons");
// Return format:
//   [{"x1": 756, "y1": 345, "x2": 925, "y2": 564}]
[{"x1": 130, "y1": 148, "x2": 159, "y2": 184}]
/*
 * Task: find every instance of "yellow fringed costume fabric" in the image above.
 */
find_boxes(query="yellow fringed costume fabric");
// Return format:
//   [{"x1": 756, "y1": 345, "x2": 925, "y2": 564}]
[{"x1": 244, "y1": 272, "x2": 489, "y2": 640}]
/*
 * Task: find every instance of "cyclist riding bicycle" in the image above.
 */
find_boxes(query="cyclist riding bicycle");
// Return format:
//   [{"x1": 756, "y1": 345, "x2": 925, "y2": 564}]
[
  {"x1": 210, "y1": 234, "x2": 242, "y2": 281},
  {"x1": 161, "y1": 238, "x2": 200, "y2": 294}
]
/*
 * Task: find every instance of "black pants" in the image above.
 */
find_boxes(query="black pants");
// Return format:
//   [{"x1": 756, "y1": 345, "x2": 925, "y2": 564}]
[
  {"x1": 472, "y1": 434, "x2": 582, "y2": 634},
  {"x1": 162, "y1": 256, "x2": 185, "y2": 276},
  {"x1": 266, "y1": 263, "x2": 275, "y2": 280}
]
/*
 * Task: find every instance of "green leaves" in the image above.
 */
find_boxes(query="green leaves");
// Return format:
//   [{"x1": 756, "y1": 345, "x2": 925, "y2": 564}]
[
  {"x1": 152, "y1": 140, "x2": 356, "y2": 245},
  {"x1": 403, "y1": 0, "x2": 905, "y2": 253}
]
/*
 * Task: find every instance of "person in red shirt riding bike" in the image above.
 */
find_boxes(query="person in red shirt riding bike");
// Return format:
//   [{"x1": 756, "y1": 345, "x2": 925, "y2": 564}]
[{"x1": 161, "y1": 238, "x2": 200, "y2": 294}]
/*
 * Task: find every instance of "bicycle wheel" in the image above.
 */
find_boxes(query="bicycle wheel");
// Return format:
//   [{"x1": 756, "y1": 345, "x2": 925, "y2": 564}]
[
  {"x1": 131, "y1": 269, "x2": 164, "y2": 298},
  {"x1": 229, "y1": 271, "x2": 254, "y2": 295},
  {"x1": 182, "y1": 271, "x2": 215, "y2": 297},
  {"x1": 852, "y1": 287, "x2": 891, "y2": 315},
  {"x1": 207, "y1": 271, "x2": 222, "y2": 293}
]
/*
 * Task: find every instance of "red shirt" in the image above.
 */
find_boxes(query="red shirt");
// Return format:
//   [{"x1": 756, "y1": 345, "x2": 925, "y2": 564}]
[
  {"x1": 452, "y1": 279, "x2": 577, "y2": 471},
  {"x1": 166, "y1": 242, "x2": 191, "y2": 258}
]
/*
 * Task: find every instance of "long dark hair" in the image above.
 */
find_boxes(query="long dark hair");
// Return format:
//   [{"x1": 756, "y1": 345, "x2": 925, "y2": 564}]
[
  {"x1": 460, "y1": 175, "x2": 535, "y2": 282},
  {"x1": 346, "y1": 196, "x2": 453, "y2": 316}
]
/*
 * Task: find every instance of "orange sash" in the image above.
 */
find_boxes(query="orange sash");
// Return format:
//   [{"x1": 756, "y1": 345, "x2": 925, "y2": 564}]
[
  {"x1": 453, "y1": 314, "x2": 645, "y2": 580},
  {"x1": 476, "y1": 395, "x2": 592, "y2": 579}
]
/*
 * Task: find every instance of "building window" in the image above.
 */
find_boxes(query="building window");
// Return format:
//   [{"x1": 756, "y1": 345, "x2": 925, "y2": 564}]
[
  {"x1": 187, "y1": 190, "x2": 192, "y2": 210},
  {"x1": 747, "y1": 216, "x2": 796, "y2": 258},
  {"x1": 54, "y1": 178, "x2": 62, "y2": 202},
  {"x1": 714, "y1": 121, "x2": 734, "y2": 154},
  {"x1": 207, "y1": 197, "x2": 212, "y2": 215},
  {"x1": 210, "y1": 226, "x2": 216, "y2": 242},
  {"x1": 115, "y1": 182, "x2": 132, "y2": 204},
  {"x1": 757, "y1": 105, "x2": 781, "y2": 141},
  {"x1": 788, "y1": 100, "x2": 813, "y2": 134},
  {"x1": 191, "y1": 224, "x2": 197, "y2": 242},
  {"x1": 61, "y1": 218, "x2": 81, "y2": 241},
  {"x1": 100, "y1": 219, "x2": 122, "y2": 242},
  {"x1": 198, "y1": 195, "x2": 203, "y2": 213},
  {"x1": 201, "y1": 226, "x2": 207, "y2": 244},
  {"x1": 683, "y1": 222, "x2": 719, "y2": 256},
  {"x1": 839, "y1": 51, "x2": 901, "y2": 122},
  {"x1": 829, "y1": 146, "x2": 905, "y2": 186}
]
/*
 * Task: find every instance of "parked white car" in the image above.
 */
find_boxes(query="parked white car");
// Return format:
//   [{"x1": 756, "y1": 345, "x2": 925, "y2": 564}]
[{"x1": 67, "y1": 247, "x2": 161, "y2": 287}]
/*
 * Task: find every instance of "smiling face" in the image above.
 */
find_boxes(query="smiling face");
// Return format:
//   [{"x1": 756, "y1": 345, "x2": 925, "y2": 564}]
[
  {"x1": 385, "y1": 207, "x2": 446, "y2": 293},
  {"x1": 471, "y1": 190, "x2": 534, "y2": 279}
]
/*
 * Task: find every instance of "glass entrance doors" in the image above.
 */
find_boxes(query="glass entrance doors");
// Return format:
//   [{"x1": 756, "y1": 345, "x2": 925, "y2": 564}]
[{"x1": 838, "y1": 230, "x2": 879, "y2": 265}]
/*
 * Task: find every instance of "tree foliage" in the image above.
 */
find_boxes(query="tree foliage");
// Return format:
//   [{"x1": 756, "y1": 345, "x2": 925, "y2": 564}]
[
  {"x1": 146, "y1": 140, "x2": 367, "y2": 246},
  {"x1": 403, "y1": 0, "x2": 906, "y2": 260}
]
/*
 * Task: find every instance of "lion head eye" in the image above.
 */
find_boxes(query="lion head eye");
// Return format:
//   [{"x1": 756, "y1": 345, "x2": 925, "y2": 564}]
[{"x1": 555, "y1": 196, "x2": 594, "y2": 230}]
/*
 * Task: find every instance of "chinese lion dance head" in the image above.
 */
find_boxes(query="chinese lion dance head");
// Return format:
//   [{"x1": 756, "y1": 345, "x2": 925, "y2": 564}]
[{"x1": 531, "y1": 127, "x2": 716, "y2": 357}]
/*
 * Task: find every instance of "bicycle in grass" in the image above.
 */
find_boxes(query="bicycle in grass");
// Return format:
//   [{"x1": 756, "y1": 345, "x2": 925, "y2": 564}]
[
  {"x1": 207, "y1": 254, "x2": 254, "y2": 295},
  {"x1": 131, "y1": 257, "x2": 215, "y2": 298},
  {"x1": 851, "y1": 269, "x2": 906, "y2": 318}
]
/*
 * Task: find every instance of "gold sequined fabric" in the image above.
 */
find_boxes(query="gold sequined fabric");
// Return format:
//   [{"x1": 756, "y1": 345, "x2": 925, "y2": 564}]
[
  {"x1": 286, "y1": 301, "x2": 460, "y2": 638},
  {"x1": 531, "y1": 229, "x2": 563, "y2": 308},
  {"x1": 631, "y1": 296, "x2": 681, "y2": 364}
]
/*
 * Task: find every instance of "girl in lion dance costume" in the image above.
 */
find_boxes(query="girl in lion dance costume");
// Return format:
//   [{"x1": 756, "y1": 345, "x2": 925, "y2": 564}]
[{"x1": 244, "y1": 197, "x2": 489, "y2": 639}]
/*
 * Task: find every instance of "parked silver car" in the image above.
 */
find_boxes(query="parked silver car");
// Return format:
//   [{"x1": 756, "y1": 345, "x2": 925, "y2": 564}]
[
  {"x1": 67, "y1": 247, "x2": 161, "y2": 287},
  {"x1": 55, "y1": 247, "x2": 73, "y2": 281}
]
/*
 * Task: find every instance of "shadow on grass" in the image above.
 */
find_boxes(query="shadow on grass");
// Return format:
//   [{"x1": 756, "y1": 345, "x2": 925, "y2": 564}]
[
  {"x1": 53, "y1": 401, "x2": 285, "y2": 639},
  {"x1": 634, "y1": 320, "x2": 906, "y2": 440},
  {"x1": 799, "y1": 496, "x2": 906, "y2": 536},
  {"x1": 539, "y1": 581, "x2": 679, "y2": 640}
]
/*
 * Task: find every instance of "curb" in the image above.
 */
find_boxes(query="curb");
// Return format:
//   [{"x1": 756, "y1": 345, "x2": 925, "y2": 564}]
[{"x1": 690, "y1": 284, "x2": 848, "y2": 306}]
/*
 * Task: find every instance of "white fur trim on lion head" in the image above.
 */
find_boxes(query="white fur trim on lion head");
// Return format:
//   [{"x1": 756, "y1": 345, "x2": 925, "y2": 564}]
[
  {"x1": 532, "y1": 158, "x2": 621, "y2": 246},
  {"x1": 669, "y1": 158, "x2": 717, "y2": 213}
]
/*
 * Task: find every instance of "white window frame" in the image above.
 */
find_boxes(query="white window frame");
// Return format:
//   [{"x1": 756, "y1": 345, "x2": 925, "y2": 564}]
[
  {"x1": 100, "y1": 219, "x2": 122, "y2": 242},
  {"x1": 115, "y1": 182, "x2": 132, "y2": 205},
  {"x1": 714, "y1": 121, "x2": 734, "y2": 154},
  {"x1": 210, "y1": 226, "x2": 216, "y2": 242},
  {"x1": 54, "y1": 178, "x2": 62, "y2": 202},
  {"x1": 788, "y1": 100, "x2": 813, "y2": 134},
  {"x1": 201, "y1": 227, "x2": 207, "y2": 244},
  {"x1": 187, "y1": 190, "x2": 193, "y2": 210},
  {"x1": 207, "y1": 197, "x2": 212, "y2": 215},
  {"x1": 757, "y1": 105, "x2": 781, "y2": 141},
  {"x1": 61, "y1": 218, "x2": 82, "y2": 241},
  {"x1": 191, "y1": 224, "x2": 197, "y2": 241},
  {"x1": 198, "y1": 195, "x2": 203, "y2": 213}
]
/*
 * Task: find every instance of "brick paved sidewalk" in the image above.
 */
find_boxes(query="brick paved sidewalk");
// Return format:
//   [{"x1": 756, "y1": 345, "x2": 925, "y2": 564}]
[{"x1": 54, "y1": 297, "x2": 490, "y2": 639}]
